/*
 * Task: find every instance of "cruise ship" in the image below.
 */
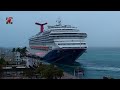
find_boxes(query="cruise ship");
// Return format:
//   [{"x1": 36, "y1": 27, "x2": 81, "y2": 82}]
[{"x1": 29, "y1": 19, "x2": 87, "y2": 65}]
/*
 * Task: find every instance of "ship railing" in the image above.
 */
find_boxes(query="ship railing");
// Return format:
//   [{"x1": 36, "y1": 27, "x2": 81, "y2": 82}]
[{"x1": 79, "y1": 45, "x2": 88, "y2": 49}]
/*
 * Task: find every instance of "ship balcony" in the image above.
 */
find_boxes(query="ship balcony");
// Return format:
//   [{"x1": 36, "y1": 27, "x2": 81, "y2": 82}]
[
  {"x1": 58, "y1": 45, "x2": 88, "y2": 49},
  {"x1": 79, "y1": 45, "x2": 88, "y2": 49}
]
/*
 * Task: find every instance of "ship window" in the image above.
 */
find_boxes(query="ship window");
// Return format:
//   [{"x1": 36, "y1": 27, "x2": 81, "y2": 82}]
[
  {"x1": 62, "y1": 47, "x2": 80, "y2": 48},
  {"x1": 81, "y1": 43, "x2": 86, "y2": 45},
  {"x1": 58, "y1": 43, "x2": 86, "y2": 45},
  {"x1": 58, "y1": 43, "x2": 81, "y2": 45}
]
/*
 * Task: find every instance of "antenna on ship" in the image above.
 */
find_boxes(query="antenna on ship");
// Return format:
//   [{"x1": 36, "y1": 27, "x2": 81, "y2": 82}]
[
  {"x1": 56, "y1": 17, "x2": 62, "y2": 26},
  {"x1": 35, "y1": 22, "x2": 47, "y2": 33}
]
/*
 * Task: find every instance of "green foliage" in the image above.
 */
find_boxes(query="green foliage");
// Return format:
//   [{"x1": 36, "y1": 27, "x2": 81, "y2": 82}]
[
  {"x1": 0, "y1": 58, "x2": 6, "y2": 65},
  {"x1": 6, "y1": 61, "x2": 9, "y2": 65},
  {"x1": 36, "y1": 64, "x2": 48, "y2": 75},
  {"x1": 0, "y1": 58, "x2": 6, "y2": 78},
  {"x1": 36, "y1": 64, "x2": 64, "y2": 79},
  {"x1": 23, "y1": 69, "x2": 35, "y2": 78},
  {"x1": 12, "y1": 47, "x2": 28, "y2": 57},
  {"x1": 40, "y1": 64, "x2": 54, "y2": 79},
  {"x1": 53, "y1": 67, "x2": 64, "y2": 79},
  {"x1": 16, "y1": 48, "x2": 21, "y2": 52}
]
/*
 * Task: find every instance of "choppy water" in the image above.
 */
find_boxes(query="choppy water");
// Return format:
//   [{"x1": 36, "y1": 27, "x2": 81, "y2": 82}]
[
  {"x1": 78, "y1": 47, "x2": 120, "y2": 79},
  {"x1": 57, "y1": 47, "x2": 120, "y2": 79}
]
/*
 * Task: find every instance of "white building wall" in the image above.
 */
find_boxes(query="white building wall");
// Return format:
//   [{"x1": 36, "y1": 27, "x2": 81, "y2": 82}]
[
  {"x1": 26, "y1": 58, "x2": 33, "y2": 68},
  {"x1": 15, "y1": 52, "x2": 21, "y2": 65},
  {"x1": 26, "y1": 58, "x2": 40, "y2": 68}
]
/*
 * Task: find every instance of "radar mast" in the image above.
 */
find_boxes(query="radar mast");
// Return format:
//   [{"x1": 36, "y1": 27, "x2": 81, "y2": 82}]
[{"x1": 56, "y1": 17, "x2": 62, "y2": 26}]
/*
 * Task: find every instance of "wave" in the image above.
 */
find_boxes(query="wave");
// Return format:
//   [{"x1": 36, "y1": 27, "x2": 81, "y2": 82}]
[{"x1": 85, "y1": 66, "x2": 120, "y2": 72}]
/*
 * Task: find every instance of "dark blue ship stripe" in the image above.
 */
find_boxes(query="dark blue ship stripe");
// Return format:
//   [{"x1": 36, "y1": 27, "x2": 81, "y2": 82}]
[{"x1": 43, "y1": 48, "x2": 87, "y2": 65}]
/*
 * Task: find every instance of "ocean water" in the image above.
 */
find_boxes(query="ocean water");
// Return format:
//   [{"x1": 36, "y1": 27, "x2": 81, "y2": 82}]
[
  {"x1": 77, "y1": 47, "x2": 120, "y2": 79},
  {"x1": 57, "y1": 47, "x2": 120, "y2": 79}
]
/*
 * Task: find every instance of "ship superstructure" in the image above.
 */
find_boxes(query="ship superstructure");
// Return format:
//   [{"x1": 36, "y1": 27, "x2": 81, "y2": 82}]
[{"x1": 29, "y1": 19, "x2": 87, "y2": 64}]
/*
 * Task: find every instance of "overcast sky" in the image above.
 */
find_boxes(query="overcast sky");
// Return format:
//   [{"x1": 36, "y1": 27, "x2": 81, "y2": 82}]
[{"x1": 0, "y1": 11, "x2": 120, "y2": 48}]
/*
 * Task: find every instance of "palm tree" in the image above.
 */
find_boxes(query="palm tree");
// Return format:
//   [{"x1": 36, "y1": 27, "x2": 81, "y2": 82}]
[
  {"x1": 16, "y1": 47, "x2": 21, "y2": 52},
  {"x1": 12, "y1": 48, "x2": 15, "y2": 52},
  {"x1": 20, "y1": 47, "x2": 28, "y2": 57}
]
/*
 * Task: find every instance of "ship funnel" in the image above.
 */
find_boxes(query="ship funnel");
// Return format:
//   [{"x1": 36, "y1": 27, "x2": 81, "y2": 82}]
[{"x1": 35, "y1": 22, "x2": 47, "y2": 33}]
